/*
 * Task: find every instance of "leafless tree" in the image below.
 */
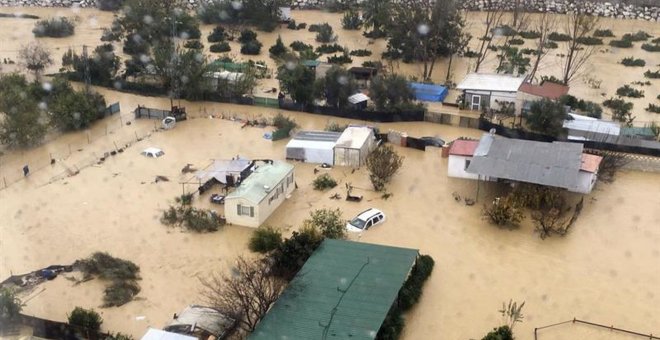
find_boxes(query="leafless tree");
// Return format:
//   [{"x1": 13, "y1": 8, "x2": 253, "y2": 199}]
[
  {"x1": 473, "y1": 7, "x2": 505, "y2": 72},
  {"x1": 18, "y1": 42, "x2": 53, "y2": 80},
  {"x1": 562, "y1": 12, "x2": 600, "y2": 84},
  {"x1": 529, "y1": 12, "x2": 557, "y2": 81},
  {"x1": 199, "y1": 256, "x2": 286, "y2": 333},
  {"x1": 495, "y1": 11, "x2": 530, "y2": 71}
]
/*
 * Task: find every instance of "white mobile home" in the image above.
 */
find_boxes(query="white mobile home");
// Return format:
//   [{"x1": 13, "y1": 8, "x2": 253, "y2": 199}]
[
  {"x1": 456, "y1": 73, "x2": 525, "y2": 113},
  {"x1": 286, "y1": 131, "x2": 342, "y2": 165},
  {"x1": 333, "y1": 126, "x2": 377, "y2": 168},
  {"x1": 225, "y1": 162, "x2": 295, "y2": 228}
]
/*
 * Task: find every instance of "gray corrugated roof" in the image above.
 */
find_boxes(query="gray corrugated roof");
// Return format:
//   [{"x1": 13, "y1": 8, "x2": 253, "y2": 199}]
[
  {"x1": 166, "y1": 305, "x2": 235, "y2": 337},
  {"x1": 467, "y1": 134, "x2": 585, "y2": 190},
  {"x1": 293, "y1": 130, "x2": 342, "y2": 142}
]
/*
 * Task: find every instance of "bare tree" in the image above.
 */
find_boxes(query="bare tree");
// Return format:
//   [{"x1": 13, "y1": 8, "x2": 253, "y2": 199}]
[
  {"x1": 529, "y1": 12, "x2": 557, "y2": 81},
  {"x1": 18, "y1": 42, "x2": 53, "y2": 80},
  {"x1": 562, "y1": 12, "x2": 599, "y2": 84},
  {"x1": 495, "y1": 11, "x2": 530, "y2": 72},
  {"x1": 199, "y1": 257, "x2": 286, "y2": 333},
  {"x1": 473, "y1": 7, "x2": 505, "y2": 72}
]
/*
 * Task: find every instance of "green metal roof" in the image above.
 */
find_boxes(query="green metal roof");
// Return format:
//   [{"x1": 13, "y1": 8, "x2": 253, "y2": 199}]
[
  {"x1": 250, "y1": 239, "x2": 418, "y2": 340},
  {"x1": 620, "y1": 127, "x2": 656, "y2": 138},
  {"x1": 208, "y1": 60, "x2": 247, "y2": 72},
  {"x1": 225, "y1": 162, "x2": 294, "y2": 204}
]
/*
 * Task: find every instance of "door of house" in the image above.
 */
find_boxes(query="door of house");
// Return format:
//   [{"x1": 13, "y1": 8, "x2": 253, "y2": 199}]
[{"x1": 471, "y1": 95, "x2": 481, "y2": 111}]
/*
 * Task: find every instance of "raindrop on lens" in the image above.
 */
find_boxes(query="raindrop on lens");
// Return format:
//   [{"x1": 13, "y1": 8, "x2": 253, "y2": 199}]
[
  {"x1": 42, "y1": 82, "x2": 53, "y2": 91},
  {"x1": 231, "y1": 1, "x2": 242, "y2": 10},
  {"x1": 417, "y1": 23, "x2": 430, "y2": 35},
  {"x1": 143, "y1": 15, "x2": 154, "y2": 25}
]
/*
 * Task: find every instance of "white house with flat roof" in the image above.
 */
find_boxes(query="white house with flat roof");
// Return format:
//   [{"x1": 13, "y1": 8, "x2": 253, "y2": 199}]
[
  {"x1": 456, "y1": 73, "x2": 526, "y2": 113},
  {"x1": 225, "y1": 161, "x2": 295, "y2": 228}
]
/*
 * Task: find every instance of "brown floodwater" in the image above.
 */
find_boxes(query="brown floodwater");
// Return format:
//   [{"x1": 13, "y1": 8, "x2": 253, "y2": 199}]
[{"x1": 0, "y1": 6, "x2": 659, "y2": 340}]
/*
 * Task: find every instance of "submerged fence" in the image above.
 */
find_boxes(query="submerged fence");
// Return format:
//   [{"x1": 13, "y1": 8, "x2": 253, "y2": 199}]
[{"x1": 534, "y1": 318, "x2": 659, "y2": 339}]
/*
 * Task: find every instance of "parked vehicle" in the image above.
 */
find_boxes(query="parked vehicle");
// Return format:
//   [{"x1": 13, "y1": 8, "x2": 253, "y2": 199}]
[
  {"x1": 141, "y1": 147, "x2": 164, "y2": 158},
  {"x1": 420, "y1": 136, "x2": 445, "y2": 147},
  {"x1": 346, "y1": 208, "x2": 386, "y2": 232}
]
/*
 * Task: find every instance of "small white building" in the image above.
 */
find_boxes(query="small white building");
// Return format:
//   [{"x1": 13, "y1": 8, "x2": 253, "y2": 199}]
[
  {"x1": 286, "y1": 131, "x2": 342, "y2": 165},
  {"x1": 141, "y1": 328, "x2": 196, "y2": 340},
  {"x1": 225, "y1": 161, "x2": 295, "y2": 228},
  {"x1": 333, "y1": 126, "x2": 377, "y2": 168},
  {"x1": 447, "y1": 139, "x2": 480, "y2": 179},
  {"x1": 456, "y1": 73, "x2": 526, "y2": 113}
]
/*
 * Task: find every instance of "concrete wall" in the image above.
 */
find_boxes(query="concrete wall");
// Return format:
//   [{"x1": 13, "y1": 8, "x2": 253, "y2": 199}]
[{"x1": 575, "y1": 171, "x2": 598, "y2": 194}]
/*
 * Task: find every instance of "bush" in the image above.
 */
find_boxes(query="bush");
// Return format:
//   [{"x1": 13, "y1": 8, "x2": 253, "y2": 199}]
[
  {"x1": 576, "y1": 36, "x2": 603, "y2": 45},
  {"x1": 610, "y1": 39, "x2": 633, "y2": 48},
  {"x1": 68, "y1": 307, "x2": 102, "y2": 332},
  {"x1": 312, "y1": 173, "x2": 337, "y2": 190},
  {"x1": 398, "y1": 255, "x2": 434, "y2": 311},
  {"x1": 207, "y1": 26, "x2": 227, "y2": 43},
  {"x1": 622, "y1": 30, "x2": 651, "y2": 42},
  {"x1": 269, "y1": 35, "x2": 287, "y2": 58},
  {"x1": 314, "y1": 23, "x2": 336, "y2": 43},
  {"x1": 325, "y1": 121, "x2": 347, "y2": 132},
  {"x1": 249, "y1": 226, "x2": 283, "y2": 253},
  {"x1": 366, "y1": 145, "x2": 404, "y2": 192},
  {"x1": 559, "y1": 95, "x2": 603, "y2": 119},
  {"x1": 33, "y1": 17, "x2": 75, "y2": 37},
  {"x1": 520, "y1": 48, "x2": 537, "y2": 55},
  {"x1": 641, "y1": 43, "x2": 660, "y2": 52},
  {"x1": 616, "y1": 85, "x2": 644, "y2": 98},
  {"x1": 594, "y1": 29, "x2": 615, "y2": 37},
  {"x1": 620, "y1": 57, "x2": 646, "y2": 67},
  {"x1": 308, "y1": 23, "x2": 323, "y2": 32},
  {"x1": 482, "y1": 196, "x2": 523, "y2": 228},
  {"x1": 240, "y1": 40, "x2": 262, "y2": 55},
  {"x1": 184, "y1": 40, "x2": 203, "y2": 49},
  {"x1": 103, "y1": 281, "x2": 140, "y2": 307},
  {"x1": 327, "y1": 53, "x2": 352, "y2": 65},
  {"x1": 376, "y1": 305, "x2": 405, "y2": 340},
  {"x1": 238, "y1": 29, "x2": 257, "y2": 44},
  {"x1": 303, "y1": 208, "x2": 345, "y2": 240},
  {"x1": 548, "y1": 32, "x2": 571, "y2": 41},
  {"x1": 603, "y1": 97, "x2": 634, "y2": 122},
  {"x1": 273, "y1": 112, "x2": 298, "y2": 131},
  {"x1": 341, "y1": 10, "x2": 362, "y2": 30},
  {"x1": 175, "y1": 193, "x2": 193, "y2": 205},
  {"x1": 647, "y1": 104, "x2": 660, "y2": 113},
  {"x1": 482, "y1": 326, "x2": 514, "y2": 340},
  {"x1": 544, "y1": 41, "x2": 558, "y2": 49},
  {"x1": 0, "y1": 288, "x2": 22, "y2": 322},
  {"x1": 76, "y1": 252, "x2": 139, "y2": 281},
  {"x1": 210, "y1": 42, "x2": 231, "y2": 53},
  {"x1": 349, "y1": 49, "x2": 372, "y2": 57},
  {"x1": 316, "y1": 43, "x2": 344, "y2": 54},
  {"x1": 270, "y1": 226, "x2": 324, "y2": 278},
  {"x1": 508, "y1": 38, "x2": 524, "y2": 45},
  {"x1": 644, "y1": 70, "x2": 660, "y2": 79},
  {"x1": 182, "y1": 208, "x2": 223, "y2": 232},
  {"x1": 519, "y1": 30, "x2": 541, "y2": 39},
  {"x1": 290, "y1": 41, "x2": 313, "y2": 52}
]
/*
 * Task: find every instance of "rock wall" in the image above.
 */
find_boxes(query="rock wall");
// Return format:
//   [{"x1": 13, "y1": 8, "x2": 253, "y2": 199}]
[{"x1": 0, "y1": 0, "x2": 658, "y2": 22}]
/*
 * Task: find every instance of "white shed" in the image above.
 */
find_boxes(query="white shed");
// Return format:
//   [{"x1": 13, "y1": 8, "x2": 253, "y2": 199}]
[
  {"x1": 447, "y1": 139, "x2": 480, "y2": 179},
  {"x1": 456, "y1": 73, "x2": 525, "y2": 113},
  {"x1": 286, "y1": 131, "x2": 341, "y2": 165},
  {"x1": 333, "y1": 126, "x2": 377, "y2": 168}
]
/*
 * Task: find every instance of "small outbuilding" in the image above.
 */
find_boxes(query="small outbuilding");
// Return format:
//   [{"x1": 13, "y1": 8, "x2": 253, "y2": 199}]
[
  {"x1": 409, "y1": 82, "x2": 449, "y2": 102},
  {"x1": 456, "y1": 73, "x2": 525, "y2": 113},
  {"x1": 348, "y1": 93, "x2": 369, "y2": 110},
  {"x1": 286, "y1": 131, "x2": 342, "y2": 164},
  {"x1": 333, "y1": 126, "x2": 377, "y2": 168},
  {"x1": 164, "y1": 305, "x2": 237, "y2": 340},
  {"x1": 224, "y1": 161, "x2": 295, "y2": 228},
  {"x1": 447, "y1": 139, "x2": 480, "y2": 179}
]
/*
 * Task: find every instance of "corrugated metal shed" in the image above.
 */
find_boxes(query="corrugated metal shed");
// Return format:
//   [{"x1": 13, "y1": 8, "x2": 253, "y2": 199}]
[
  {"x1": 456, "y1": 73, "x2": 526, "y2": 92},
  {"x1": 250, "y1": 239, "x2": 419, "y2": 340},
  {"x1": 467, "y1": 134, "x2": 585, "y2": 190}
]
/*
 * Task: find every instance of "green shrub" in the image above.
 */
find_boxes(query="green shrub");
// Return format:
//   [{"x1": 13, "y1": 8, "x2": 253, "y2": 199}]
[
  {"x1": 376, "y1": 305, "x2": 405, "y2": 340},
  {"x1": 349, "y1": 49, "x2": 372, "y2": 57},
  {"x1": 103, "y1": 281, "x2": 140, "y2": 307},
  {"x1": 269, "y1": 35, "x2": 287, "y2": 58},
  {"x1": 68, "y1": 307, "x2": 102, "y2": 332},
  {"x1": 520, "y1": 48, "x2": 537, "y2": 55},
  {"x1": 316, "y1": 43, "x2": 344, "y2": 54},
  {"x1": 647, "y1": 104, "x2": 660, "y2": 113},
  {"x1": 609, "y1": 39, "x2": 633, "y2": 48},
  {"x1": 314, "y1": 23, "x2": 336, "y2": 43},
  {"x1": 33, "y1": 17, "x2": 75, "y2": 37},
  {"x1": 249, "y1": 226, "x2": 283, "y2": 253},
  {"x1": 325, "y1": 121, "x2": 347, "y2": 132},
  {"x1": 76, "y1": 252, "x2": 140, "y2": 281},
  {"x1": 644, "y1": 70, "x2": 660, "y2": 79},
  {"x1": 544, "y1": 41, "x2": 558, "y2": 49},
  {"x1": 327, "y1": 53, "x2": 352, "y2": 65},
  {"x1": 576, "y1": 36, "x2": 603, "y2": 45},
  {"x1": 240, "y1": 40, "x2": 262, "y2": 55},
  {"x1": 308, "y1": 23, "x2": 323, "y2": 32},
  {"x1": 312, "y1": 173, "x2": 337, "y2": 190},
  {"x1": 559, "y1": 94, "x2": 603, "y2": 118},
  {"x1": 620, "y1": 57, "x2": 646, "y2": 67},
  {"x1": 594, "y1": 29, "x2": 615, "y2": 37},
  {"x1": 622, "y1": 30, "x2": 652, "y2": 42},
  {"x1": 362, "y1": 60, "x2": 383, "y2": 69},
  {"x1": 540, "y1": 75, "x2": 565, "y2": 85},
  {"x1": 641, "y1": 43, "x2": 660, "y2": 52},
  {"x1": 184, "y1": 40, "x2": 203, "y2": 49},
  {"x1": 342, "y1": 10, "x2": 362, "y2": 30},
  {"x1": 175, "y1": 193, "x2": 193, "y2": 205},
  {"x1": 0, "y1": 288, "x2": 22, "y2": 322},
  {"x1": 616, "y1": 85, "x2": 644, "y2": 98},
  {"x1": 270, "y1": 226, "x2": 324, "y2": 278},
  {"x1": 603, "y1": 97, "x2": 634, "y2": 122},
  {"x1": 508, "y1": 38, "x2": 524, "y2": 45},
  {"x1": 548, "y1": 32, "x2": 571, "y2": 41},
  {"x1": 519, "y1": 30, "x2": 541, "y2": 39},
  {"x1": 398, "y1": 255, "x2": 435, "y2": 311},
  {"x1": 482, "y1": 197, "x2": 523, "y2": 228},
  {"x1": 210, "y1": 42, "x2": 231, "y2": 53},
  {"x1": 290, "y1": 41, "x2": 313, "y2": 52},
  {"x1": 207, "y1": 26, "x2": 227, "y2": 42},
  {"x1": 303, "y1": 208, "x2": 345, "y2": 240},
  {"x1": 272, "y1": 112, "x2": 298, "y2": 131},
  {"x1": 482, "y1": 326, "x2": 514, "y2": 340},
  {"x1": 238, "y1": 29, "x2": 257, "y2": 44}
]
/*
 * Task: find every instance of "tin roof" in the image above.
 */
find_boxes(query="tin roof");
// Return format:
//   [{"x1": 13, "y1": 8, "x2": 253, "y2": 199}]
[
  {"x1": 456, "y1": 73, "x2": 526, "y2": 92},
  {"x1": 335, "y1": 127, "x2": 374, "y2": 149},
  {"x1": 518, "y1": 81, "x2": 569, "y2": 99},
  {"x1": 449, "y1": 139, "x2": 480, "y2": 156},
  {"x1": 225, "y1": 161, "x2": 294, "y2": 204},
  {"x1": 580, "y1": 154, "x2": 603, "y2": 173},
  {"x1": 250, "y1": 239, "x2": 418, "y2": 340}
]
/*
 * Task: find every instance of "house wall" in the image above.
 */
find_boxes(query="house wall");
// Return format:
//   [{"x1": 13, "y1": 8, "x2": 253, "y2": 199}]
[
  {"x1": 286, "y1": 146, "x2": 335, "y2": 164},
  {"x1": 574, "y1": 171, "x2": 598, "y2": 194},
  {"x1": 448, "y1": 155, "x2": 480, "y2": 179},
  {"x1": 465, "y1": 90, "x2": 521, "y2": 114},
  {"x1": 225, "y1": 169, "x2": 295, "y2": 228}
]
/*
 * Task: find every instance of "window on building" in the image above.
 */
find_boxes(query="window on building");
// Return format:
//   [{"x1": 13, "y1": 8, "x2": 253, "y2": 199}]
[{"x1": 237, "y1": 204, "x2": 254, "y2": 217}]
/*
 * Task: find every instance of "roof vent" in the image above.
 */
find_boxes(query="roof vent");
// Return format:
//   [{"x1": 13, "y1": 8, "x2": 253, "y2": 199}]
[{"x1": 264, "y1": 185, "x2": 270, "y2": 192}]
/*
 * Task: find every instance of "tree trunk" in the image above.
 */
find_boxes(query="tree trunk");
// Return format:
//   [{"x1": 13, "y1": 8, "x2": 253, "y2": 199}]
[
  {"x1": 428, "y1": 57, "x2": 436, "y2": 81},
  {"x1": 445, "y1": 54, "x2": 454, "y2": 82}
]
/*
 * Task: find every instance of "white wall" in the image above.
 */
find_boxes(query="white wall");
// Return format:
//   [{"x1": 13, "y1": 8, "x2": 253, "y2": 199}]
[
  {"x1": 574, "y1": 171, "x2": 598, "y2": 194},
  {"x1": 225, "y1": 169, "x2": 296, "y2": 228},
  {"x1": 448, "y1": 155, "x2": 480, "y2": 180}
]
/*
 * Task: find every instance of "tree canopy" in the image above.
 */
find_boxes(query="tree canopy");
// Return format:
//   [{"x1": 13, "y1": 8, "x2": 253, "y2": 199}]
[
  {"x1": 313, "y1": 65, "x2": 357, "y2": 109},
  {"x1": 277, "y1": 62, "x2": 316, "y2": 105},
  {"x1": 526, "y1": 98, "x2": 567, "y2": 137},
  {"x1": 0, "y1": 73, "x2": 47, "y2": 147},
  {"x1": 369, "y1": 74, "x2": 420, "y2": 112}
]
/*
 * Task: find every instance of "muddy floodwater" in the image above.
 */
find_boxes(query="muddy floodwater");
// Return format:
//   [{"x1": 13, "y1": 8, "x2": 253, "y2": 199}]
[{"x1": 0, "y1": 6, "x2": 659, "y2": 340}]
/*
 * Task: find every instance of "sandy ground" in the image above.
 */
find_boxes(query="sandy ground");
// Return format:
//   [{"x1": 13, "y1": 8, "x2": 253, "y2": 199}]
[{"x1": 0, "y1": 6, "x2": 659, "y2": 340}]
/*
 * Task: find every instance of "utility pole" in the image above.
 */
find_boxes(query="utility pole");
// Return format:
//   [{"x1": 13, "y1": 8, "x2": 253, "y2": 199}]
[{"x1": 82, "y1": 45, "x2": 91, "y2": 92}]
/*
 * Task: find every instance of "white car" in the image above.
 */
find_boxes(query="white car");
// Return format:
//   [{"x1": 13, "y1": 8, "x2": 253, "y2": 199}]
[
  {"x1": 141, "y1": 147, "x2": 164, "y2": 158},
  {"x1": 346, "y1": 208, "x2": 386, "y2": 232}
]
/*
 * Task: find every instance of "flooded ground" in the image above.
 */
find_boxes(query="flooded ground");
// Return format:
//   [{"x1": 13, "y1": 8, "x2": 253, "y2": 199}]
[{"x1": 0, "y1": 6, "x2": 659, "y2": 340}]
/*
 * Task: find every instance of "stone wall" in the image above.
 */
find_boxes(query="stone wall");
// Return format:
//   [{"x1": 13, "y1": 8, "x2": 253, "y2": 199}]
[{"x1": 1, "y1": 0, "x2": 658, "y2": 21}]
